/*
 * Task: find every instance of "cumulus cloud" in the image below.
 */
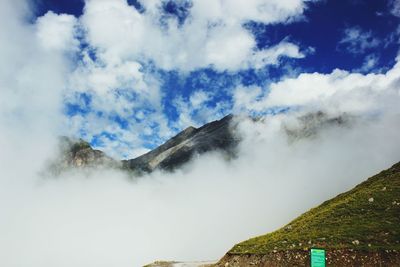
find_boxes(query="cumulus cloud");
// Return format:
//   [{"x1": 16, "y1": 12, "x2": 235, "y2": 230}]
[
  {"x1": 80, "y1": 0, "x2": 311, "y2": 72},
  {"x1": 36, "y1": 11, "x2": 79, "y2": 52},
  {"x1": 234, "y1": 58, "x2": 400, "y2": 115}
]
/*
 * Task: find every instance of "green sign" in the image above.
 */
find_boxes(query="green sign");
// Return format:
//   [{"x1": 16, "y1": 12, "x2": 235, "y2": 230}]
[{"x1": 310, "y1": 248, "x2": 326, "y2": 267}]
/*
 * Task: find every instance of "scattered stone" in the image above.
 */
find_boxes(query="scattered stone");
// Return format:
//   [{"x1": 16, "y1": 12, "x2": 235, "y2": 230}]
[
  {"x1": 352, "y1": 240, "x2": 360, "y2": 245},
  {"x1": 382, "y1": 187, "x2": 387, "y2": 191},
  {"x1": 369, "y1": 197, "x2": 374, "y2": 203}
]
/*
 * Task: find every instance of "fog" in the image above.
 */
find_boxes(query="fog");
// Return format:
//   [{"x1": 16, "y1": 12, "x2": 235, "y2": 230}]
[
  {"x1": 1, "y1": 111, "x2": 400, "y2": 266},
  {"x1": 1, "y1": 1, "x2": 400, "y2": 266}
]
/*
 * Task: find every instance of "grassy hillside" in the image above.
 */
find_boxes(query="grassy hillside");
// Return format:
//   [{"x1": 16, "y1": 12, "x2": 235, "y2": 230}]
[{"x1": 229, "y1": 162, "x2": 400, "y2": 255}]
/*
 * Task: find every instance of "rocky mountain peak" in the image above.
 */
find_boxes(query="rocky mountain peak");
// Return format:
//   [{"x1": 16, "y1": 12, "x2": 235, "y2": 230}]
[
  {"x1": 47, "y1": 137, "x2": 120, "y2": 173},
  {"x1": 122, "y1": 114, "x2": 240, "y2": 173}
]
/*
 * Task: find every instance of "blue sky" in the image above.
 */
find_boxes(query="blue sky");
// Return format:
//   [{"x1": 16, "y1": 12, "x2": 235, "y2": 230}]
[{"x1": 29, "y1": 0, "x2": 400, "y2": 158}]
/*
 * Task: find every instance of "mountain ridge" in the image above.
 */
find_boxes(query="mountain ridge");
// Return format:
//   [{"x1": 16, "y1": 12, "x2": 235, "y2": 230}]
[
  {"x1": 53, "y1": 114, "x2": 239, "y2": 174},
  {"x1": 53, "y1": 112, "x2": 354, "y2": 174}
]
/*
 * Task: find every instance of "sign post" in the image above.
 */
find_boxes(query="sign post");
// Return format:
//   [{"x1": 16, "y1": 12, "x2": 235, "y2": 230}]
[{"x1": 310, "y1": 248, "x2": 326, "y2": 267}]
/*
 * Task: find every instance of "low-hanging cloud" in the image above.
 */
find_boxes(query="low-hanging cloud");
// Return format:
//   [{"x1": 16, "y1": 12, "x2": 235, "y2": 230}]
[
  {"x1": 1, "y1": 1, "x2": 400, "y2": 267},
  {"x1": 2, "y1": 107, "x2": 400, "y2": 267}
]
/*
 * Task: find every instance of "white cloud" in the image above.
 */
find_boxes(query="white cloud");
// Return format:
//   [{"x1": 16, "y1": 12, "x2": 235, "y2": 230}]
[
  {"x1": 0, "y1": 1, "x2": 68, "y2": 157},
  {"x1": 355, "y1": 54, "x2": 379, "y2": 73},
  {"x1": 250, "y1": 40, "x2": 305, "y2": 69},
  {"x1": 70, "y1": 56, "x2": 150, "y2": 98},
  {"x1": 173, "y1": 89, "x2": 231, "y2": 129},
  {"x1": 22, "y1": 0, "x2": 316, "y2": 157},
  {"x1": 34, "y1": 9, "x2": 166, "y2": 160},
  {"x1": 232, "y1": 85, "x2": 264, "y2": 113},
  {"x1": 36, "y1": 11, "x2": 79, "y2": 52},
  {"x1": 190, "y1": 90, "x2": 211, "y2": 107},
  {"x1": 79, "y1": 0, "x2": 312, "y2": 72},
  {"x1": 338, "y1": 26, "x2": 381, "y2": 54},
  {"x1": 234, "y1": 56, "x2": 400, "y2": 115},
  {"x1": 190, "y1": 0, "x2": 308, "y2": 25},
  {"x1": 64, "y1": 43, "x2": 173, "y2": 159}
]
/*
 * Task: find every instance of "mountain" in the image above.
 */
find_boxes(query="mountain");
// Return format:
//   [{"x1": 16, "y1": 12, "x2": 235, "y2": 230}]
[
  {"x1": 213, "y1": 161, "x2": 400, "y2": 266},
  {"x1": 53, "y1": 112, "x2": 353, "y2": 174},
  {"x1": 48, "y1": 137, "x2": 121, "y2": 173},
  {"x1": 122, "y1": 114, "x2": 239, "y2": 173},
  {"x1": 283, "y1": 111, "x2": 353, "y2": 141},
  {"x1": 52, "y1": 114, "x2": 239, "y2": 173}
]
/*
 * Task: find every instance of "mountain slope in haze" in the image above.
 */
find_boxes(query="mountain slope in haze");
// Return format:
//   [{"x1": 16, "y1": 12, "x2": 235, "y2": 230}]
[
  {"x1": 122, "y1": 111, "x2": 350, "y2": 173},
  {"x1": 52, "y1": 115, "x2": 240, "y2": 174},
  {"x1": 52, "y1": 112, "x2": 353, "y2": 174},
  {"x1": 122, "y1": 114, "x2": 239, "y2": 172},
  {"x1": 48, "y1": 136, "x2": 121, "y2": 173},
  {"x1": 214, "y1": 162, "x2": 400, "y2": 267}
]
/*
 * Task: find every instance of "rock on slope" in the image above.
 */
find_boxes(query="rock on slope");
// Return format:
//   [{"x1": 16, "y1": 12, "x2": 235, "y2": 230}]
[{"x1": 214, "y1": 162, "x2": 400, "y2": 267}]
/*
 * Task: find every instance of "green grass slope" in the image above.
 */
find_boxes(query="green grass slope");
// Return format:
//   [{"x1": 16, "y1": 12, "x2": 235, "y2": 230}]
[{"x1": 229, "y1": 162, "x2": 400, "y2": 254}]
